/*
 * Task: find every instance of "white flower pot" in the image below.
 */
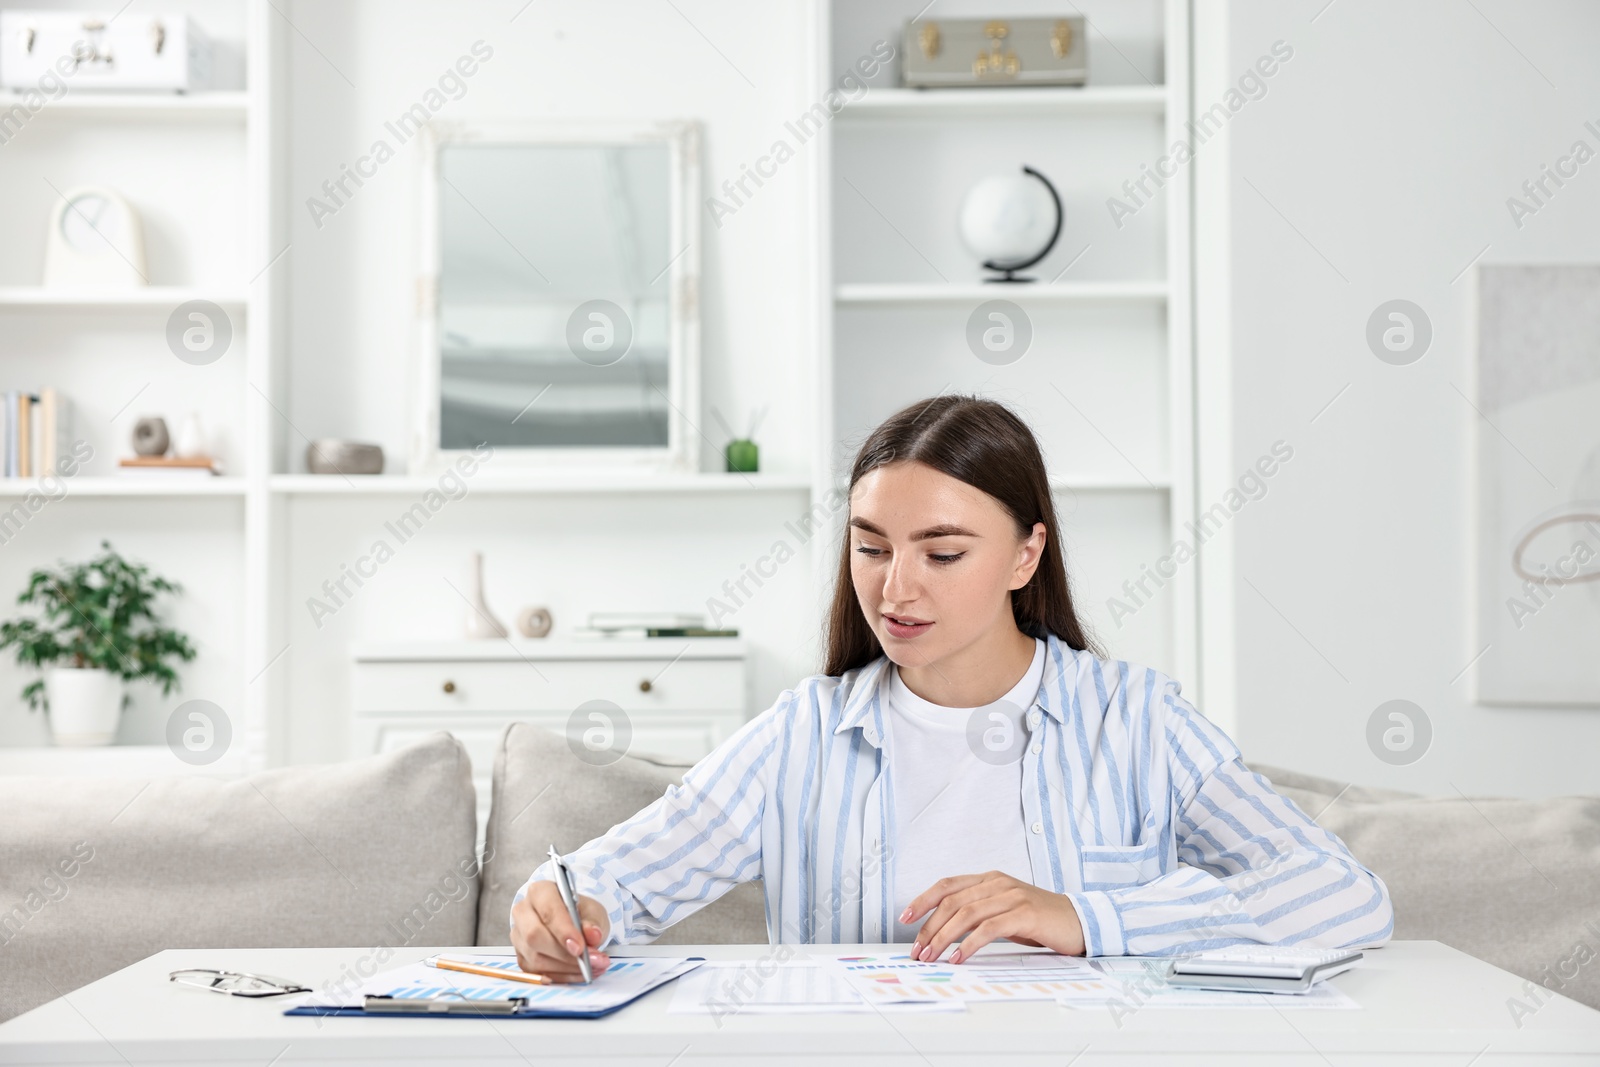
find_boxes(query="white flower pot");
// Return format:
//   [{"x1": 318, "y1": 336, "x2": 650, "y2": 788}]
[{"x1": 46, "y1": 667, "x2": 123, "y2": 746}]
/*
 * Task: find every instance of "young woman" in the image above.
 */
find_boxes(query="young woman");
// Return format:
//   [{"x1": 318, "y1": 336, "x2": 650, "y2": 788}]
[{"x1": 510, "y1": 396, "x2": 1393, "y2": 980}]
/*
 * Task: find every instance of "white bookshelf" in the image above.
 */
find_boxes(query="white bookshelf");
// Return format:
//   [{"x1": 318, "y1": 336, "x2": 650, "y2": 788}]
[
  {"x1": 0, "y1": 0, "x2": 275, "y2": 773},
  {"x1": 0, "y1": 1, "x2": 1204, "y2": 774},
  {"x1": 812, "y1": 0, "x2": 1198, "y2": 691}
]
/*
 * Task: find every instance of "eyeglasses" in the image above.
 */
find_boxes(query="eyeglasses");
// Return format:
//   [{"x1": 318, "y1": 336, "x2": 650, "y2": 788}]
[{"x1": 169, "y1": 968, "x2": 312, "y2": 998}]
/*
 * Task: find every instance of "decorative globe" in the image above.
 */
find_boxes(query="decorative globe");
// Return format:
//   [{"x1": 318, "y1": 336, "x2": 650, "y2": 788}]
[{"x1": 959, "y1": 172, "x2": 1062, "y2": 268}]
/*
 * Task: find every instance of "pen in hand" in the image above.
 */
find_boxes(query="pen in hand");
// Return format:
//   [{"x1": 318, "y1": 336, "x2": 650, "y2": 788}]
[
  {"x1": 548, "y1": 845, "x2": 594, "y2": 984},
  {"x1": 507, "y1": 865, "x2": 611, "y2": 982}
]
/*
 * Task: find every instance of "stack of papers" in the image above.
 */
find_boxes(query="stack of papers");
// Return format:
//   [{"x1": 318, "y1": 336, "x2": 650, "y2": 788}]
[
  {"x1": 668, "y1": 959, "x2": 886, "y2": 1016},
  {"x1": 670, "y1": 953, "x2": 1108, "y2": 1016},
  {"x1": 823, "y1": 951, "x2": 1115, "y2": 1006},
  {"x1": 669, "y1": 951, "x2": 1361, "y2": 1017},
  {"x1": 289, "y1": 949, "x2": 1362, "y2": 1021}
]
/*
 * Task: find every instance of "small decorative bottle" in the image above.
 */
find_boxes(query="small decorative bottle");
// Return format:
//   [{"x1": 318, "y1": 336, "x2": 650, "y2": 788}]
[
  {"x1": 173, "y1": 412, "x2": 208, "y2": 459},
  {"x1": 463, "y1": 551, "x2": 508, "y2": 640}
]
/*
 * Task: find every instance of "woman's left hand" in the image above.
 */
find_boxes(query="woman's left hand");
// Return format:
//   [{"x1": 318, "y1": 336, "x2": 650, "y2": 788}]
[{"x1": 902, "y1": 871, "x2": 1086, "y2": 963}]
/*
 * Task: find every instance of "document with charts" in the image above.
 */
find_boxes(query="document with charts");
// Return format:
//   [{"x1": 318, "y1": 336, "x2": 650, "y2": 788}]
[
  {"x1": 286, "y1": 954, "x2": 702, "y2": 1018},
  {"x1": 818, "y1": 950, "x2": 1116, "y2": 1005},
  {"x1": 668, "y1": 959, "x2": 868, "y2": 1015}
]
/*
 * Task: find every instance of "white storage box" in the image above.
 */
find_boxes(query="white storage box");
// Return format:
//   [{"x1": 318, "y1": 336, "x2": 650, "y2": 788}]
[{"x1": 0, "y1": 11, "x2": 212, "y2": 92}]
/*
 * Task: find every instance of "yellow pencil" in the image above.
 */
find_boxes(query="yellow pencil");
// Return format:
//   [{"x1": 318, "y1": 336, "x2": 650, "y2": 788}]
[{"x1": 426, "y1": 957, "x2": 553, "y2": 986}]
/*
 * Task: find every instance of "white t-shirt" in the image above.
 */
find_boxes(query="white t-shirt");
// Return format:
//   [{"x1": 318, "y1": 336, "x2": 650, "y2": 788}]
[{"x1": 887, "y1": 638, "x2": 1045, "y2": 944}]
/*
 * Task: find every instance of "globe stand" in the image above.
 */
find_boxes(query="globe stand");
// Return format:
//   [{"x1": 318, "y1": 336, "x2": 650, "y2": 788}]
[{"x1": 981, "y1": 165, "x2": 1063, "y2": 284}]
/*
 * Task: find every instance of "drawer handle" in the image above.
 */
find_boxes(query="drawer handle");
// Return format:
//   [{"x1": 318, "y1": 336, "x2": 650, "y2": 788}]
[
  {"x1": 638, "y1": 679, "x2": 653, "y2": 693},
  {"x1": 442, "y1": 680, "x2": 457, "y2": 694}
]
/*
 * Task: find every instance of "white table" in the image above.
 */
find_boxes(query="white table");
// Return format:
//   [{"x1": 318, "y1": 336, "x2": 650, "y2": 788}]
[{"x1": 3, "y1": 941, "x2": 1598, "y2": 1065}]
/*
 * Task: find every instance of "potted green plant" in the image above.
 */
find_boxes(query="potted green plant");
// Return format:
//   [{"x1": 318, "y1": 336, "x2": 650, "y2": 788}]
[{"x1": 0, "y1": 541, "x2": 196, "y2": 746}]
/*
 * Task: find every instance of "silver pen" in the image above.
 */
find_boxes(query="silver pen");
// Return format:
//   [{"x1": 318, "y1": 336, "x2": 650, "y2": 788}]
[{"x1": 547, "y1": 844, "x2": 593, "y2": 983}]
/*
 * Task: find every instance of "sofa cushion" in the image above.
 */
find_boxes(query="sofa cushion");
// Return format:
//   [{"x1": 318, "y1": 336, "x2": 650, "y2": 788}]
[
  {"x1": 1252, "y1": 763, "x2": 1600, "y2": 1010},
  {"x1": 0, "y1": 732, "x2": 479, "y2": 1023},
  {"x1": 477, "y1": 723, "x2": 768, "y2": 947}
]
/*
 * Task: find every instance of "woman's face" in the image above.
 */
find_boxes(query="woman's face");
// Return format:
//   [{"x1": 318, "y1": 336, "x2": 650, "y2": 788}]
[{"x1": 849, "y1": 460, "x2": 1045, "y2": 669}]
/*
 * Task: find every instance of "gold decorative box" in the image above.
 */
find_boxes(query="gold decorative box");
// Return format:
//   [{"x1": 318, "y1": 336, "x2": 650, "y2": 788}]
[{"x1": 901, "y1": 16, "x2": 1087, "y2": 88}]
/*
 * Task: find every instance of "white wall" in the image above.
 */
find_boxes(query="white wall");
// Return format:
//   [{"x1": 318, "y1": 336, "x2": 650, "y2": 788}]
[
  {"x1": 1208, "y1": 0, "x2": 1600, "y2": 796},
  {"x1": 278, "y1": 0, "x2": 821, "y2": 763}
]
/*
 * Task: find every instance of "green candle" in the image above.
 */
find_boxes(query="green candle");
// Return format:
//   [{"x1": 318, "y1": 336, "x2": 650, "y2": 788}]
[{"x1": 725, "y1": 439, "x2": 759, "y2": 473}]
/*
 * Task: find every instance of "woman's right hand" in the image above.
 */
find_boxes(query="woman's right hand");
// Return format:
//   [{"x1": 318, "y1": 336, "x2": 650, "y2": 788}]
[{"x1": 510, "y1": 880, "x2": 612, "y2": 982}]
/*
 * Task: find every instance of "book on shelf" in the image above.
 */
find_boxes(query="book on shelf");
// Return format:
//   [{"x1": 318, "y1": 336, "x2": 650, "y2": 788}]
[
  {"x1": 116, "y1": 456, "x2": 221, "y2": 477},
  {"x1": 17, "y1": 390, "x2": 29, "y2": 478},
  {"x1": 572, "y1": 627, "x2": 738, "y2": 639},
  {"x1": 1, "y1": 388, "x2": 74, "y2": 479}
]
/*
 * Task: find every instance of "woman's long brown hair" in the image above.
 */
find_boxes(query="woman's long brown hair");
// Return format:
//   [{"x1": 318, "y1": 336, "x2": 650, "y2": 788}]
[{"x1": 823, "y1": 395, "x2": 1101, "y2": 677}]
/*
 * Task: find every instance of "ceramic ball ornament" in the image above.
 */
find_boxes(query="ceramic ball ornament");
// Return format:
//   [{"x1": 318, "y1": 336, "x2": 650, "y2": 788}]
[{"x1": 958, "y1": 165, "x2": 1064, "y2": 283}]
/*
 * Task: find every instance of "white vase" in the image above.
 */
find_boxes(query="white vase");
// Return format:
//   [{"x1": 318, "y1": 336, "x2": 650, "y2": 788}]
[
  {"x1": 46, "y1": 667, "x2": 123, "y2": 746},
  {"x1": 174, "y1": 412, "x2": 208, "y2": 459},
  {"x1": 464, "y1": 551, "x2": 508, "y2": 640}
]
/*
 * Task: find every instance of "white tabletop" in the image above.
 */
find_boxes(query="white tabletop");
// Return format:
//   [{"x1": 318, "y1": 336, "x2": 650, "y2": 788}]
[{"x1": 3, "y1": 941, "x2": 1598, "y2": 1066}]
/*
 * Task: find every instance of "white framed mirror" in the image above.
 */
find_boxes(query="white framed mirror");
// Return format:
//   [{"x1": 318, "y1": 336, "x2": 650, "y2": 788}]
[{"x1": 412, "y1": 119, "x2": 700, "y2": 475}]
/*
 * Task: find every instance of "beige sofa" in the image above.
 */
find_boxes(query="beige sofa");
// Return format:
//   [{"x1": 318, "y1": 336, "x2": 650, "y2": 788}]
[
  {"x1": 2, "y1": 727, "x2": 1595, "y2": 1023},
  {"x1": 0, "y1": 733, "x2": 481, "y2": 1022},
  {"x1": 1253, "y1": 762, "x2": 1600, "y2": 1012}
]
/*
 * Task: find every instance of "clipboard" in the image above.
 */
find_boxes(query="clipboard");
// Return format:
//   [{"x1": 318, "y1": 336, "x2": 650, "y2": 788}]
[{"x1": 284, "y1": 955, "x2": 705, "y2": 1020}]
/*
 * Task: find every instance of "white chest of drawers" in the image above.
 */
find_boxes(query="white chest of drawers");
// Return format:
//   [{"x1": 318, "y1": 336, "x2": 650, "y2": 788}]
[{"x1": 351, "y1": 639, "x2": 750, "y2": 831}]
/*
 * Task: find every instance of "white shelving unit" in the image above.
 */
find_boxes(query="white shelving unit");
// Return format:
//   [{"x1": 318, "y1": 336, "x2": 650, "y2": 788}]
[
  {"x1": 0, "y1": 1, "x2": 1202, "y2": 776},
  {"x1": 812, "y1": 0, "x2": 1198, "y2": 691},
  {"x1": 0, "y1": 0, "x2": 273, "y2": 775},
  {"x1": 0, "y1": 0, "x2": 818, "y2": 774}
]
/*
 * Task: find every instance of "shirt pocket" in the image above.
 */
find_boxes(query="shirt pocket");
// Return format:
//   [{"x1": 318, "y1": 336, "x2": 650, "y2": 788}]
[{"x1": 1078, "y1": 842, "x2": 1162, "y2": 891}]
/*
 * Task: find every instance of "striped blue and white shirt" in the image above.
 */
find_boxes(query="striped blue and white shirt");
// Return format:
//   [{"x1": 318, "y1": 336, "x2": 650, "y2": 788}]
[{"x1": 518, "y1": 632, "x2": 1394, "y2": 956}]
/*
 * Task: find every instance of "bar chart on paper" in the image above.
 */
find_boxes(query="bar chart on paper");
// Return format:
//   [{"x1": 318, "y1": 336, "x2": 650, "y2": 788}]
[
  {"x1": 822, "y1": 952, "x2": 1120, "y2": 1004},
  {"x1": 288, "y1": 955, "x2": 703, "y2": 1016},
  {"x1": 404, "y1": 958, "x2": 681, "y2": 1009},
  {"x1": 669, "y1": 960, "x2": 873, "y2": 1015},
  {"x1": 382, "y1": 959, "x2": 659, "y2": 1005}
]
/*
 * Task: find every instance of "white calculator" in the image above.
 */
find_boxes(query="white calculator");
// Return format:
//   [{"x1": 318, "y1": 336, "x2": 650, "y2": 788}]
[{"x1": 1164, "y1": 946, "x2": 1363, "y2": 993}]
